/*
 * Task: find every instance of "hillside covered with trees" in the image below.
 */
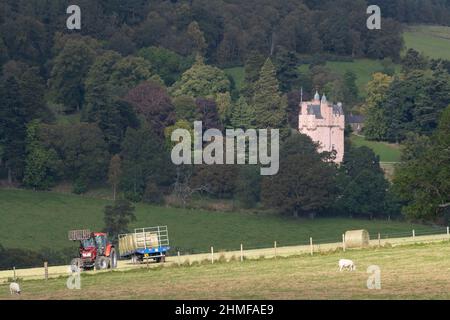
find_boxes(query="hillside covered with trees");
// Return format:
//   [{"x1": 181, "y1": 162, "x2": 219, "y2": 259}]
[{"x1": 0, "y1": 0, "x2": 449, "y2": 229}]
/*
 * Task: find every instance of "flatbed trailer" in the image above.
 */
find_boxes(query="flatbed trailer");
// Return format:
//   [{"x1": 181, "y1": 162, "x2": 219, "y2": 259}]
[{"x1": 118, "y1": 226, "x2": 170, "y2": 263}]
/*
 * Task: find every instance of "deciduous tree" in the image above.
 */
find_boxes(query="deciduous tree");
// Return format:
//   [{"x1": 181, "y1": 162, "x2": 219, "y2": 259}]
[{"x1": 103, "y1": 200, "x2": 136, "y2": 242}]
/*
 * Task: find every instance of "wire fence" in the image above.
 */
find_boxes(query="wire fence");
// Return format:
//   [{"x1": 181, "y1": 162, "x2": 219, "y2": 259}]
[
  {"x1": 1, "y1": 226, "x2": 449, "y2": 284},
  {"x1": 173, "y1": 227, "x2": 450, "y2": 255}
]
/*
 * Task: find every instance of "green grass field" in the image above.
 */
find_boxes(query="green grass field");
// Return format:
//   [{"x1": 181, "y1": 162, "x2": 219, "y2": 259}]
[
  {"x1": 350, "y1": 134, "x2": 402, "y2": 162},
  {"x1": 2, "y1": 241, "x2": 450, "y2": 299},
  {"x1": 0, "y1": 189, "x2": 433, "y2": 254},
  {"x1": 326, "y1": 59, "x2": 399, "y2": 95},
  {"x1": 225, "y1": 25, "x2": 450, "y2": 96},
  {"x1": 227, "y1": 59, "x2": 398, "y2": 95},
  {"x1": 298, "y1": 59, "x2": 399, "y2": 96},
  {"x1": 403, "y1": 25, "x2": 450, "y2": 60}
]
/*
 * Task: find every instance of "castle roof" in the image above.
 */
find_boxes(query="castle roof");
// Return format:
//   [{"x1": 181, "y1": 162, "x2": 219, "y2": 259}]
[
  {"x1": 347, "y1": 114, "x2": 365, "y2": 124},
  {"x1": 332, "y1": 103, "x2": 344, "y2": 116},
  {"x1": 307, "y1": 104, "x2": 323, "y2": 119}
]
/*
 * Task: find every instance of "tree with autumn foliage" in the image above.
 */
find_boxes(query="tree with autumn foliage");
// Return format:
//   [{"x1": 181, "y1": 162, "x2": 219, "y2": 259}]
[{"x1": 125, "y1": 81, "x2": 176, "y2": 139}]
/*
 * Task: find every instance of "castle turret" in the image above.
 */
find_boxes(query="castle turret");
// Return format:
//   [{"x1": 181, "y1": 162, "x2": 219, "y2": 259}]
[{"x1": 314, "y1": 91, "x2": 320, "y2": 101}]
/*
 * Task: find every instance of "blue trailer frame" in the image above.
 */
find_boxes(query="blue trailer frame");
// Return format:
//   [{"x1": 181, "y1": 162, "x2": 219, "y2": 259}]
[{"x1": 119, "y1": 226, "x2": 170, "y2": 263}]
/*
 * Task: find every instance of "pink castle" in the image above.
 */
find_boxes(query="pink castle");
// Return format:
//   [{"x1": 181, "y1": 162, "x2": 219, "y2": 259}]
[{"x1": 298, "y1": 91, "x2": 345, "y2": 163}]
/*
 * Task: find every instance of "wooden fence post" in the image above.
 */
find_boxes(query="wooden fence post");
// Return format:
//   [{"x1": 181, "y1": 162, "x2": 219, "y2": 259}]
[
  {"x1": 342, "y1": 234, "x2": 346, "y2": 252},
  {"x1": 177, "y1": 251, "x2": 181, "y2": 266},
  {"x1": 240, "y1": 244, "x2": 243, "y2": 262},
  {"x1": 447, "y1": 227, "x2": 449, "y2": 237},
  {"x1": 13, "y1": 267, "x2": 16, "y2": 281},
  {"x1": 412, "y1": 229, "x2": 415, "y2": 240},
  {"x1": 310, "y1": 237, "x2": 313, "y2": 256},
  {"x1": 44, "y1": 262, "x2": 48, "y2": 280},
  {"x1": 211, "y1": 246, "x2": 214, "y2": 264},
  {"x1": 274, "y1": 241, "x2": 277, "y2": 259},
  {"x1": 378, "y1": 233, "x2": 381, "y2": 247}
]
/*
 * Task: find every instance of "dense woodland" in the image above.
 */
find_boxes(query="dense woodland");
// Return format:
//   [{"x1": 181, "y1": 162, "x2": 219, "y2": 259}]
[{"x1": 0, "y1": 0, "x2": 449, "y2": 229}]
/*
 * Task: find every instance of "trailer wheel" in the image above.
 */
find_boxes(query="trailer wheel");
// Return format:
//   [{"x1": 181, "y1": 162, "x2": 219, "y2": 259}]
[
  {"x1": 110, "y1": 249, "x2": 118, "y2": 269},
  {"x1": 95, "y1": 257, "x2": 109, "y2": 270}
]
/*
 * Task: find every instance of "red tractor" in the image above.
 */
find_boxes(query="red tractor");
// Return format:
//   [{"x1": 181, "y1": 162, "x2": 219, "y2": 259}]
[{"x1": 69, "y1": 230, "x2": 118, "y2": 271}]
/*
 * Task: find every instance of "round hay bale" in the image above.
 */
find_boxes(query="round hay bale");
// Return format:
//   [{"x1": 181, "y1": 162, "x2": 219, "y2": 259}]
[{"x1": 345, "y1": 229, "x2": 370, "y2": 248}]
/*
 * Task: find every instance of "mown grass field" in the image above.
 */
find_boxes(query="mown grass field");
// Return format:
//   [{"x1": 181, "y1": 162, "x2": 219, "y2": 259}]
[
  {"x1": 0, "y1": 189, "x2": 432, "y2": 254},
  {"x1": 403, "y1": 25, "x2": 450, "y2": 60},
  {"x1": 2, "y1": 241, "x2": 450, "y2": 299},
  {"x1": 350, "y1": 134, "x2": 402, "y2": 162}
]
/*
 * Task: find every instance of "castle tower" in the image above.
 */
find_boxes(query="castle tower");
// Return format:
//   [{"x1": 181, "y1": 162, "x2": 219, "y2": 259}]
[{"x1": 298, "y1": 92, "x2": 345, "y2": 163}]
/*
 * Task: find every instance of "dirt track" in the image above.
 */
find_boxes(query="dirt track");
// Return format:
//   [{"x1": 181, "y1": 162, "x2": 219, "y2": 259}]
[{"x1": 1, "y1": 233, "x2": 448, "y2": 283}]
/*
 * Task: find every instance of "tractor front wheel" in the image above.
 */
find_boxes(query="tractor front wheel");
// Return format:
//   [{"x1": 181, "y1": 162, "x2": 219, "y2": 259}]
[{"x1": 95, "y1": 257, "x2": 109, "y2": 270}]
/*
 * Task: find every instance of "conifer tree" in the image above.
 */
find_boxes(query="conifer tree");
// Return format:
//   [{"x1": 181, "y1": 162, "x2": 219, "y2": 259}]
[
  {"x1": 230, "y1": 96, "x2": 255, "y2": 130},
  {"x1": 252, "y1": 58, "x2": 287, "y2": 130},
  {"x1": 275, "y1": 49, "x2": 300, "y2": 93},
  {"x1": 242, "y1": 52, "x2": 266, "y2": 99}
]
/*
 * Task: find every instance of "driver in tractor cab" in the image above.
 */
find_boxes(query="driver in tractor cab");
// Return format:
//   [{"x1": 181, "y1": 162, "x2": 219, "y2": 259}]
[{"x1": 95, "y1": 234, "x2": 105, "y2": 255}]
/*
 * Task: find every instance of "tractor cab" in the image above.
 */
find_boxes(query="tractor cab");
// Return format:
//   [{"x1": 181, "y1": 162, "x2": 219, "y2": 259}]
[
  {"x1": 69, "y1": 230, "x2": 117, "y2": 271},
  {"x1": 80, "y1": 233, "x2": 107, "y2": 255}
]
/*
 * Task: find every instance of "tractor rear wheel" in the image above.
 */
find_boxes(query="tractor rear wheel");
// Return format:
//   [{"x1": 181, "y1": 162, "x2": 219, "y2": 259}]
[
  {"x1": 110, "y1": 249, "x2": 118, "y2": 269},
  {"x1": 95, "y1": 257, "x2": 109, "y2": 270}
]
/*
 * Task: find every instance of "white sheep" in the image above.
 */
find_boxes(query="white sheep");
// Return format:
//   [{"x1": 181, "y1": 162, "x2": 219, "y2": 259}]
[
  {"x1": 339, "y1": 259, "x2": 356, "y2": 271},
  {"x1": 9, "y1": 282, "x2": 21, "y2": 295}
]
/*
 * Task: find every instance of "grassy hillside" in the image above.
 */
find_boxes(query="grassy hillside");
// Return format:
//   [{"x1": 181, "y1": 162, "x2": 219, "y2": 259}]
[
  {"x1": 403, "y1": 25, "x2": 450, "y2": 60},
  {"x1": 350, "y1": 134, "x2": 402, "y2": 162},
  {"x1": 0, "y1": 189, "x2": 433, "y2": 254},
  {"x1": 226, "y1": 58, "x2": 402, "y2": 96},
  {"x1": 298, "y1": 59, "x2": 399, "y2": 96},
  {"x1": 3, "y1": 242, "x2": 450, "y2": 299},
  {"x1": 326, "y1": 59, "x2": 399, "y2": 95}
]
